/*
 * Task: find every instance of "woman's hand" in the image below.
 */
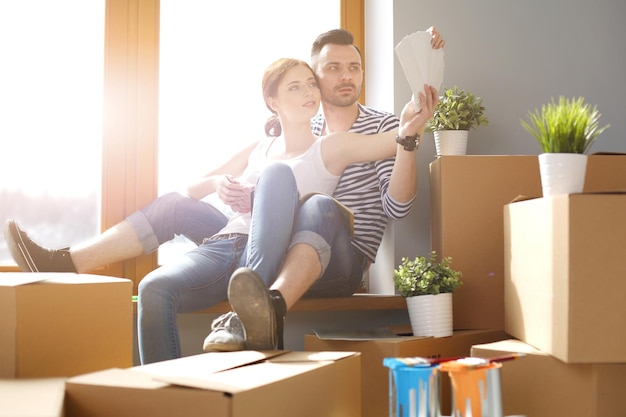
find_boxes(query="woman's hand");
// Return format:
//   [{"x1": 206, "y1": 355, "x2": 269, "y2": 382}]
[
  {"x1": 398, "y1": 84, "x2": 440, "y2": 138},
  {"x1": 216, "y1": 175, "x2": 254, "y2": 213}
]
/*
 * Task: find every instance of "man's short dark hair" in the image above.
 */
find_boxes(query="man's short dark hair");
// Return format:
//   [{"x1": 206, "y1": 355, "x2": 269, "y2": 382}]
[{"x1": 311, "y1": 28, "x2": 362, "y2": 65}]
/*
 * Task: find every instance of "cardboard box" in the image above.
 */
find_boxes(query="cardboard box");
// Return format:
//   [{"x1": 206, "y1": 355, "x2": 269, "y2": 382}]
[
  {"x1": 504, "y1": 193, "x2": 626, "y2": 363},
  {"x1": 471, "y1": 339, "x2": 626, "y2": 417},
  {"x1": 0, "y1": 378, "x2": 66, "y2": 417},
  {"x1": 304, "y1": 328, "x2": 508, "y2": 417},
  {"x1": 429, "y1": 154, "x2": 626, "y2": 331},
  {"x1": 65, "y1": 350, "x2": 360, "y2": 417},
  {"x1": 0, "y1": 273, "x2": 133, "y2": 378}
]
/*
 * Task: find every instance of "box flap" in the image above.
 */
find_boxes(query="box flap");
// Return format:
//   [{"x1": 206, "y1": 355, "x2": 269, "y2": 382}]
[
  {"x1": 312, "y1": 327, "x2": 431, "y2": 342},
  {"x1": 268, "y1": 351, "x2": 358, "y2": 363},
  {"x1": 41, "y1": 273, "x2": 132, "y2": 285},
  {"x1": 0, "y1": 273, "x2": 70, "y2": 287},
  {"x1": 132, "y1": 350, "x2": 285, "y2": 379},
  {"x1": 313, "y1": 327, "x2": 404, "y2": 341},
  {"x1": 157, "y1": 352, "x2": 356, "y2": 393},
  {"x1": 68, "y1": 368, "x2": 170, "y2": 389},
  {"x1": 145, "y1": 351, "x2": 358, "y2": 393},
  {"x1": 0, "y1": 378, "x2": 65, "y2": 417},
  {"x1": 471, "y1": 339, "x2": 546, "y2": 358},
  {"x1": 0, "y1": 272, "x2": 132, "y2": 287}
]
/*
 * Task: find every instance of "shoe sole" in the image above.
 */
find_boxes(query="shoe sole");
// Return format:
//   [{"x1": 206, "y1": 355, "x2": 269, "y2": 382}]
[
  {"x1": 4, "y1": 220, "x2": 37, "y2": 272},
  {"x1": 202, "y1": 340, "x2": 245, "y2": 352},
  {"x1": 228, "y1": 268, "x2": 276, "y2": 350}
]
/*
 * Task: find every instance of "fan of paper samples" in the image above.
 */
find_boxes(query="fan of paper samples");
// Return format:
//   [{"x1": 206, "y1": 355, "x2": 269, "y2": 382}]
[{"x1": 395, "y1": 30, "x2": 445, "y2": 110}]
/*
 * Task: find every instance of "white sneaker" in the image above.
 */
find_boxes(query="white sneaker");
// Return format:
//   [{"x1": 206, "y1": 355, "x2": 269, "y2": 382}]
[{"x1": 202, "y1": 311, "x2": 245, "y2": 352}]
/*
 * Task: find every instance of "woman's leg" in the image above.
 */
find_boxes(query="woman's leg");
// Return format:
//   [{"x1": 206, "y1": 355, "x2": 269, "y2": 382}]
[
  {"x1": 5, "y1": 192, "x2": 228, "y2": 273},
  {"x1": 127, "y1": 192, "x2": 229, "y2": 251},
  {"x1": 137, "y1": 235, "x2": 247, "y2": 364},
  {"x1": 241, "y1": 163, "x2": 300, "y2": 284}
]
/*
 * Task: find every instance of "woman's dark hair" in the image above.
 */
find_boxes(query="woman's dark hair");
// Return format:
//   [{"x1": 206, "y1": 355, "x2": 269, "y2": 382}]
[{"x1": 262, "y1": 58, "x2": 314, "y2": 137}]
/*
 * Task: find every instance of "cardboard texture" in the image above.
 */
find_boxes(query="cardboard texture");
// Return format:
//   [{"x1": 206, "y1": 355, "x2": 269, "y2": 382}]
[
  {"x1": 65, "y1": 350, "x2": 361, "y2": 417},
  {"x1": 304, "y1": 328, "x2": 508, "y2": 417},
  {"x1": 0, "y1": 273, "x2": 133, "y2": 378},
  {"x1": 0, "y1": 378, "x2": 66, "y2": 417},
  {"x1": 504, "y1": 193, "x2": 626, "y2": 363},
  {"x1": 429, "y1": 154, "x2": 626, "y2": 331},
  {"x1": 471, "y1": 339, "x2": 626, "y2": 417}
]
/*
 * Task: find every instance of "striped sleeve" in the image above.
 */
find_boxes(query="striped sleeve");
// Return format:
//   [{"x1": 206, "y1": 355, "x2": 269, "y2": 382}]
[{"x1": 313, "y1": 104, "x2": 415, "y2": 262}]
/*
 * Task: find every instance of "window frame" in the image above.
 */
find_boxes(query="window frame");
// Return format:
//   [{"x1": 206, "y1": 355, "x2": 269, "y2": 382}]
[{"x1": 1, "y1": 0, "x2": 364, "y2": 290}]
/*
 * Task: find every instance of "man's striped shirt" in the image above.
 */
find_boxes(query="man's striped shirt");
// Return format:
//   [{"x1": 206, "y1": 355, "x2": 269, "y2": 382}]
[{"x1": 312, "y1": 104, "x2": 415, "y2": 262}]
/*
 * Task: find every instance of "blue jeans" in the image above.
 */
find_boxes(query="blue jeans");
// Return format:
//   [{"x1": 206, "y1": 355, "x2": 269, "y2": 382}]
[
  {"x1": 137, "y1": 163, "x2": 364, "y2": 364},
  {"x1": 127, "y1": 191, "x2": 230, "y2": 253}
]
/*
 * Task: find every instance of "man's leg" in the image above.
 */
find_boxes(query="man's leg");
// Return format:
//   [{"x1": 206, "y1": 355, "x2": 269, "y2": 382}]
[
  {"x1": 229, "y1": 194, "x2": 360, "y2": 350},
  {"x1": 5, "y1": 192, "x2": 228, "y2": 273}
]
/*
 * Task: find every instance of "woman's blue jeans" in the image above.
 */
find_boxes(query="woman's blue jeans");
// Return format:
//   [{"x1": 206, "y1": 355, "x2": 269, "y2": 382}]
[{"x1": 136, "y1": 163, "x2": 364, "y2": 364}]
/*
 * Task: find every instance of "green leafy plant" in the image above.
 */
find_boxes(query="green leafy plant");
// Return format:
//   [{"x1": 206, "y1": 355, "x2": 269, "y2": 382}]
[
  {"x1": 520, "y1": 96, "x2": 610, "y2": 154},
  {"x1": 393, "y1": 251, "x2": 462, "y2": 297},
  {"x1": 426, "y1": 85, "x2": 489, "y2": 131}
]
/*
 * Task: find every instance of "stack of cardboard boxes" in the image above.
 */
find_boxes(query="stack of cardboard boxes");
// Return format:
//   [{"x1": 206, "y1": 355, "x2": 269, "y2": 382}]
[
  {"x1": 0, "y1": 273, "x2": 133, "y2": 416},
  {"x1": 430, "y1": 154, "x2": 626, "y2": 416},
  {"x1": 3, "y1": 154, "x2": 624, "y2": 416},
  {"x1": 0, "y1": 273, "x2": 362, "y2": 417}
]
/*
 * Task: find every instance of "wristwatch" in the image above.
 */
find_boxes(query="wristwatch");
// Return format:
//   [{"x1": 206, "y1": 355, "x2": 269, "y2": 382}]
[{"x1": 395, "y1": 133, "x2": 420, "y2": 151}]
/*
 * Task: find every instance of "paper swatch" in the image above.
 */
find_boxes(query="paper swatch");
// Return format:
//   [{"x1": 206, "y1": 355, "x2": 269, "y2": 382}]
[{"x1": 395, "y1": 30, "x2": 445, "y2": 110}]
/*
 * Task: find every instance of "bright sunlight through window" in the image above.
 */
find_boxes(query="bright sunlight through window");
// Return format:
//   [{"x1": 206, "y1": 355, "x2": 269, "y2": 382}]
[
  {"x1": 158, "y1": 0, "x2": 340, "y2": 262},
  {"x1": 0, "y1": 1, "x2": 104, "y2": 265}
]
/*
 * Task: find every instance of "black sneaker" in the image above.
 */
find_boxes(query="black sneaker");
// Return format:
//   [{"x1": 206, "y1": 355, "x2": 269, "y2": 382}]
[{"x1": 4, "y1": 219, "x2": 77, "y2": 272}]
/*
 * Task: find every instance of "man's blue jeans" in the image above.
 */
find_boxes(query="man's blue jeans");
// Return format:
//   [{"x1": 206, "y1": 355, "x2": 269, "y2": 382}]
[{"x1": 135, "y1": 163, "x2": 365, "y2": 364}]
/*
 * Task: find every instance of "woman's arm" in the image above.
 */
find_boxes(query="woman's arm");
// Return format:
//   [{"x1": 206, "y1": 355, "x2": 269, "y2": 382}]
[{"x1": 185, "y1": 141, "x2": 258, "y2": 202}]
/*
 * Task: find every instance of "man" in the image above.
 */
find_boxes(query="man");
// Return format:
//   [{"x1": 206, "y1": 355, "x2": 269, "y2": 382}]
[{"x1": 205, "y1": 27, "x2": 445, "y2": 351}]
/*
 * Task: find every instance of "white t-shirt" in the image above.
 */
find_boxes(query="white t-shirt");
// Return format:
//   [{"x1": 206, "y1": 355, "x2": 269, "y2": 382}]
[{"x1": 215, "y1": 136, "x2": 339, "y2": 236}]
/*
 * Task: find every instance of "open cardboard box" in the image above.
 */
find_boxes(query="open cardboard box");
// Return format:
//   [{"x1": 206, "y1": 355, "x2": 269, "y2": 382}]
[
  {"x1": 65, "y1": 350, "x2": 360, "y2": 417},
  {"x1": 0, "y1": 273, "x2": 133, "y2": 378}
]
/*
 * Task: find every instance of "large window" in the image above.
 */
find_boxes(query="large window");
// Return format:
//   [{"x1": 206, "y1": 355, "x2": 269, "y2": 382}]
[
  {"x1": 0, "y1": 1, "x2": 105, "y2": 266},
  {"x1": 157, "y1": 0, "x2": 340, "y2": 262},
  {"x1": 0, "y1": 0, "x2": 362, "y2": 281}
]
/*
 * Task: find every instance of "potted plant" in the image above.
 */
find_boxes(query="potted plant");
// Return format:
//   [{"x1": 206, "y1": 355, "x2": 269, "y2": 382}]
[
  {"x1": 426, "y1": 85, "x2": 489, "y2": 157},
  {"x1": 394, "y1": 251, "x2": 462, "y2": 337},
  {"x1": 520, "y1": 96, "x2": 610, "y2": 197}
]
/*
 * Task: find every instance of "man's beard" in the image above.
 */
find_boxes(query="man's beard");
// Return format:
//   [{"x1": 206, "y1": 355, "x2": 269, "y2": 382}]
[{"x1": 324, "y1": 84, "x2": 361, "y2": 107}]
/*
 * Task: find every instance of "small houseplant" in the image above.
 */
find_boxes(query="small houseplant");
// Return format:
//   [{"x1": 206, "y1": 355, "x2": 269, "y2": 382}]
[
  {"x1": 520, "y1": 96, "x2": 610, "y2": 196},
  {"x1": 426, "y1": 85, "x2": 489, "y2": 156},
  {"x1": 394, "y1": 251, "x2": 462, "y2": 337},
  {"x1": 520, "y1": 96, "x2": 609, "y2": 154}
]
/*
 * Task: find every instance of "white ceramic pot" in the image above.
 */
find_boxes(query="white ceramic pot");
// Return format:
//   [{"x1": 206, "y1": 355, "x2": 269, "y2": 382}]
[
  {"x1": 434, "y1": 130, "x2": 469, "y2": 157},
  {"x1": 405, "y1": 292, "x2": 453, "y2": 337},
  {"x1": 538, "y1": 153, "x2": 588, "y2": 197}
]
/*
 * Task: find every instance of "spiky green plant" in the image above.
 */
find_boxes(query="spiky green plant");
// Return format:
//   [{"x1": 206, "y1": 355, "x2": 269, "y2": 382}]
[
  {"x1": 393, "y1": 251, "x2": 462, "y2": 298},
  {"x1": 520, "y1": 96, "x2": 610, "y2": 154},
  {"x1": 426, "y1": 85, "x2": 489, "y2": 132}
]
